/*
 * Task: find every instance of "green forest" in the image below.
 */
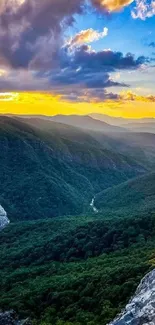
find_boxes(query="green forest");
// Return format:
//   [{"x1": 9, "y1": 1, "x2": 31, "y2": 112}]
[{"x1": 1, "y1": 212, "x2": 155, "y2": 325}]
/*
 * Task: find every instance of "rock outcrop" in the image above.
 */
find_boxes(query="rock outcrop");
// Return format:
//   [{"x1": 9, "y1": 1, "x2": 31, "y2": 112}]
[
  {"x1": 0, "y1": 311, "x2": 31, "y2": 325},
  {"x1": 0, "y1": 205, "x2": 9, "y2": 231},
  {"x1": 108, "y1": 269, "x2": 155, "y2": 325}
]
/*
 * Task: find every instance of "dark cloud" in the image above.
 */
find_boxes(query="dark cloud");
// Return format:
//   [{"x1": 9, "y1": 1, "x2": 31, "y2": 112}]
[
  {"x1": 0, "y1": 0, "x2": 84, "y2": 68},
  {"x1": 58, "y1": 88, "x2": 120, "y2": 102},
  {"x1": 148, "y1": 42, "x2": 155, "y2": 48},
  {"x1": 69, "y1": 46, "x2": 148, "y2": 71},
  {"x1": 48, "y1": 67, "x2": 128, "y2": 89},
  {"x1": 39, "y1": 45, "x2": 147, "y2": 90}
]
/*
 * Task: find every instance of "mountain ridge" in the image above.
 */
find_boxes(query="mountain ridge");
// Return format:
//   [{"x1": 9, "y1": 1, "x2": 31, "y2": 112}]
[{"x1": 0, "y1": 115, "x2": 145, "y2": 221}]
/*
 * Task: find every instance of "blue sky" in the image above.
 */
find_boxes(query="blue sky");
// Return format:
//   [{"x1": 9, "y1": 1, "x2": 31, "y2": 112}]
[{"x1": 65, "y1": 3, "x2": 155, "y2": 95}]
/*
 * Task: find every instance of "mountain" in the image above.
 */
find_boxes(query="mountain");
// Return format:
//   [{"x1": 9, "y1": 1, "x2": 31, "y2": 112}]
[
  {"x1": 90, "y1": 113, "x2": 155, "y2": 127},
  {"x1": 95, "y1": 172, "x2": 155, "y2": 214},
  {"x1": 89, "y1": 130, "x2": 155, "y2": 168},
  {"x1": 1, "y1": 114, "x2": 155, "y2": 325},
  {"x1": 0, "y1": 115, "x2": 145, "y2": 221},
  {"x1": 20, "y1": 115, "x2": 155, "y2": 168},
  {"x1": 108, "y1": 269, "x2": 155, "y2": 325},
  {"x1": 122, "y1": 122, "x2": 155, "y2": 133},
  {"x1": 49, "y1": 114, "x2": 125, "y2": 132}
]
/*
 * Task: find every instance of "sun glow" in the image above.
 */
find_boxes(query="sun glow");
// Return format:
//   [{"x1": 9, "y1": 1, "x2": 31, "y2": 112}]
[{"x1": 0, "y1": 91, "x2": 155, "y2": 118}]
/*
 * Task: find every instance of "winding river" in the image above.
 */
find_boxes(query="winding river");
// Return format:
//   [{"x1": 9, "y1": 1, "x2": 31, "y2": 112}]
[{"x1": 90, "y1": 197, "x2": 98, "y2": 213}]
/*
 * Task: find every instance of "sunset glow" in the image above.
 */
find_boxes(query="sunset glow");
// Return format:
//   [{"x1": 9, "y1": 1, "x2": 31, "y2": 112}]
[{"x1": 0, "y1": 91, "x2": 155, "y2": 118}]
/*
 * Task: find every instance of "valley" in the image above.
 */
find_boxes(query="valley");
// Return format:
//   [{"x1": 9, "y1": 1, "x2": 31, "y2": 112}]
[{"x1": 0, "y1": 114, "x2": 155, "y2": 325}]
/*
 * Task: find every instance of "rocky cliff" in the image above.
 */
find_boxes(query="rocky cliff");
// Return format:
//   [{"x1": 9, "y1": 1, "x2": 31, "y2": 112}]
[
  {"x1": 0, "y1": 311, "x2": 31, "y2": 325},
  {"x1": 0, "y1": 205, "x2": 9, "y2": 231},
  {"x1": 108, "y1": 269, "x2": 155, "y2": 325}
]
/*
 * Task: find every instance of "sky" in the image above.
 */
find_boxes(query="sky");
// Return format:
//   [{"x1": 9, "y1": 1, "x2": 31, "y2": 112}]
[{"x1": 0, "y1": 0, "x2": 155, "y2": 117}]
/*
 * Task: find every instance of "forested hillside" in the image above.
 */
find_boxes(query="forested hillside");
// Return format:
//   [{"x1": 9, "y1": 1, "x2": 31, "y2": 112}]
[
  {"x1": 0, "y1": 116, "x2": 146, "y2": 221},
  {"x1": 95, "y1": 172, "x2": 155, "y2": 214},
  {"x1": 1, "y1": 212, "x2": 155, "y2": 324}
]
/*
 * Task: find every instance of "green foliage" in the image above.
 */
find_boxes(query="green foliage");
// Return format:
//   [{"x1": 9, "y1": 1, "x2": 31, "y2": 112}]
[
  {"x1": 1, "y1": 213, "x2": 155, "y2": 324},
  {"x1": 95, "y1": 172, "x2": 155, "y2": 214}
]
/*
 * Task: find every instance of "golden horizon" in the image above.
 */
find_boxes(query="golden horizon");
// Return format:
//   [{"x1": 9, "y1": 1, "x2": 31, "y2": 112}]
[{"x1": 0, "y1": 91, "x2": 155, "y2": 119}]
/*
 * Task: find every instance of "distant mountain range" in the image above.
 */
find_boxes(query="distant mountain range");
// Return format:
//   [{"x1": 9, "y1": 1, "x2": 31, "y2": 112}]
[
  {"x1": 90, "y1": 113, "x2": 155, "y2": 133},
  {"x1": 49, "y1": 114, "x2": 125, "y2": 133},
  {"x1": 90, "y1": 113, "x2": 155, "y2": 125},
  {"x1": 7, "y1": 113, "x2": 155, "y2": 133}
]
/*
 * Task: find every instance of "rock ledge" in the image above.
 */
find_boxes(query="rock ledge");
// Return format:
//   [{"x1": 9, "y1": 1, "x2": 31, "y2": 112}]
[{"x1": 108, "y1": 269, "x2": 155, "y2": 325}]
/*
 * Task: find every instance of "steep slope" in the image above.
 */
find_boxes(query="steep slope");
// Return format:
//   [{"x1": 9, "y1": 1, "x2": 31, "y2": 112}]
[
  {"x1": 0, "y1": 116, "x2": 145, "y2": 221},
  {"x1": 89, "y1": 130, "x2": 155, "y2": 168},
  {"x1": 95, "y1": 172, "x2": 155, "y2": 214},
  {"x1": 19, "y1": 115, "x2": 155, "y2": 168}
]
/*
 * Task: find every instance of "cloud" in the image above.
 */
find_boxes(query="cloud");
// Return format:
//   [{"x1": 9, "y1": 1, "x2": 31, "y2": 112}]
[
  {"x1": 38, "y1": 45, "x2": 147, "y2": 92},
  {"x1": 0, "y1": 41, "x2": 148, "y2": 96},
  {"x1": 0, "y1": 0, "x2": 152, "y2": 72},
  {"x1": 120, "y1": 90, "x2": 155, "y2": 101},
  {"x1": 91, "y1": 0, "x2": 134, "y2": 12},
  {"x1": 0, "y1": 0, "x2": 152, "y2": 97},
  {"x1": 67, "y1": 27, "x2": 108, "y2": 47},
  {"x1": 0, "y1": 69, "x2": 50, "y2": 91},
  {"x1": 60, "y1": 88, "x2": 120, "y2": 102},
  {"x1": 66, "y1": 45, "x2": 148, "y2": 72},
  {"x1": 148, "y1": 42, "x2": 155, "y2": 48},
  {"x1": 131, "y1": 0, "x2": 155, "y2": 19},
  {"x1": 0, "y1": 0, "x2": 84, "y2": 69}
]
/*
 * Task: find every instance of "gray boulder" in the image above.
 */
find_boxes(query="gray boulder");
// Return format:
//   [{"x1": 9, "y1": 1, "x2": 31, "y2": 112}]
[
  {"x1": 0, "y1": 205, "x2": 9, "y2": 231},
  {"x1": 0, "y1": 311, "x2": 31, "y2": 325},
  {"x1": 108, "y1": 269, "x2": 155, "y2": 325}
]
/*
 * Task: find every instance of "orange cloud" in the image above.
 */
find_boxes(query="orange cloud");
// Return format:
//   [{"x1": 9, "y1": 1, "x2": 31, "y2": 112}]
[
  {"x1": 120, "y1": 91, "x2": 155, "y2": 102},
  {"x1": 67, "y1": 27, "x2": 108, "y2": 47},
  {"x1": 92, "y1": 0, "x2": 134, "y2": 12}
]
